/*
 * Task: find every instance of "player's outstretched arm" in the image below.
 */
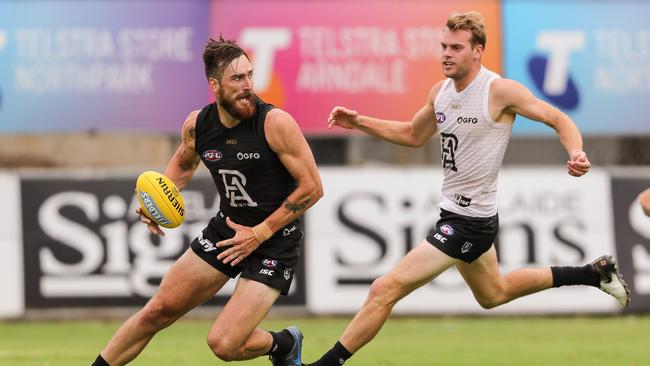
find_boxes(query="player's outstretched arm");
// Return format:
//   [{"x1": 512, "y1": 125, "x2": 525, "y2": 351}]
[
  {"x1": 492, "y1": 78, "x2": 591, "y2": 177},
  {"x1": 639, "y1": 187, "x2": 650, "y2": 217},
  {"x1": 327, "y1": 81, "x2": 443, "y2": 147},
  {"x1": 164, "y1": 111, "x2": 202, "y2": 190}
]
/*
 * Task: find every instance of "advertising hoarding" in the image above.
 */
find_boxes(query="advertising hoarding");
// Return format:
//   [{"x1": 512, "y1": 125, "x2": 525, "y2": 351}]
[
  {"x1": 306, "y1": 168, "x2": 619, "y2": 314},
  {"x1": 503, "y1": 1, "x2": 650, "y2": 135},
  {"x1": 212, "y1": 0, "x2": 502, "y2": 133},
  {"x1": 20, "y1": 175, "x2": 306, "y2": 308},
  {"x1": 0, "y1": 1, "x2": 209, "y2": 133}
]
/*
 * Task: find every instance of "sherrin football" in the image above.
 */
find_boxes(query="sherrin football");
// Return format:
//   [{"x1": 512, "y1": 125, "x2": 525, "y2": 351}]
[{"x1": 135, "y1": 171, "x2": 185, "y2": 228}]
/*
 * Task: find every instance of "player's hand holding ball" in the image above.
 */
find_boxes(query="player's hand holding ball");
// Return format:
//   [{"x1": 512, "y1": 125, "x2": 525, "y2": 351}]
[{"x1": 135, "y1": 171, "x2": 185, "y2": 236}]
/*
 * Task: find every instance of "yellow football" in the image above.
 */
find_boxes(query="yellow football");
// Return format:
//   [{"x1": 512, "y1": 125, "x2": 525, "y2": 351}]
[{"x1": 135, "y1": 171, "x2": 185, "y2": 228}]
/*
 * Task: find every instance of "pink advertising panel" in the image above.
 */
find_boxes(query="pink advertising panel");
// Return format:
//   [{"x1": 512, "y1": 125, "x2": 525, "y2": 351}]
[{"x1": 211, "y1": 0, "x2": 502, "y2": 134}]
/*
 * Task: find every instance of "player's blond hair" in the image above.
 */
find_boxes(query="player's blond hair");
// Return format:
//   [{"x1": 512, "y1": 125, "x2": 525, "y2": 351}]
[{"x1": 446, "y1": 11, "x2": 487, "y2": 48}]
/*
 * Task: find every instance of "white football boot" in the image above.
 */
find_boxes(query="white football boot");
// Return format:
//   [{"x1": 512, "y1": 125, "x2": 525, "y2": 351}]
[{"x1": 591, "y1": 255, "x2": 630, "y2": 308}]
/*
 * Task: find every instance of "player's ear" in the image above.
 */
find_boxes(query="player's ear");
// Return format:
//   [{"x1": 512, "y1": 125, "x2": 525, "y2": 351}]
[
  {"x1": 208, "y1": 77, "x2": 219, "y2": 93},
  {"x1": 473, "y1": 44, "x2": 484, "y2": 59}
]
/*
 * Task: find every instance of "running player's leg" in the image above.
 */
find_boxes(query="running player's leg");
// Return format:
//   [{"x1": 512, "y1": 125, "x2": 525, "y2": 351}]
[
  {"x1": 99, "y1": 249, "x2": 230, "y2": 365},
  {"x1": 456, "y1": 245, "x2": 552, "y2": 309},
  {"x1": 206, "y1": 277, "x2": 280, "y2": 360},
  {"x1": 458, "y1": 246, "x2": 629, "y2": 309},
  {"x1": 307, "y1": 241, "x2": 458, "y2": 366}
]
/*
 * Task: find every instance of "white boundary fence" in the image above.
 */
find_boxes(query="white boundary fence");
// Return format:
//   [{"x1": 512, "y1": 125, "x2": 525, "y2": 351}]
[{"x1": 2, "y1": 168, "x2": 649, "y2": 318}]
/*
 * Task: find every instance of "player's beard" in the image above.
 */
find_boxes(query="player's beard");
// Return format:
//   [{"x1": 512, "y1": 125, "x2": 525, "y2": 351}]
[{"x1": 219, "y1": 90, "x2": 256, "y2": 121}]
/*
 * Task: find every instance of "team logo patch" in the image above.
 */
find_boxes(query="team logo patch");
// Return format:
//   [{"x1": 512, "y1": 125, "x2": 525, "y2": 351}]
[
  {"x1": 454, "y1": 193, "x2": 472, "y2": 207},
  {"x1": 440, "y1": 133, "x2": 458, "y2": 172},
  {"x1": 283, "y1": 225, "x2": 297, "y2": 236},
  {"x1": 435, "y1": 112, "x2": 446, "y2": 124},
  {"x1": 440, "y1": 224, "x2": 454, "y2": 236},
  {"x1": 461, "y1": 242, "x2": 473, "y2": 253},
  {"x1": 283, "y1": 268, "x2": 292, "y2": 280},
  {"x1": 203, "y1": 149, "x2": 223, "y2": 161},
  {"x1": 262, "y1": 259, "x2": 278, "y2": 268}
]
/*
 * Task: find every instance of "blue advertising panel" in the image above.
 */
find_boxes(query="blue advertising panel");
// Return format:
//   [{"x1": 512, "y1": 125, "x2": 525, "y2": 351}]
[
  {"x1": 0, "y1": 1, "x2": 209, "y2": 133},
  {"x1": 503, "y1": 1, "x2": 650, "y2": 135}
]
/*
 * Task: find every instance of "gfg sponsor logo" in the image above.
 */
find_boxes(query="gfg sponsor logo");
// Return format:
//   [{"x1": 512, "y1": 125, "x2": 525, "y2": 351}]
[
  {"x1": 456, "y1": 116, "x2": 478, "y2": 124},
  {"x1": 528, "y1": 30, "x2": 585, "y2": 110},
  {"x1": 237, "y1": 152, "x2": 261, "y2": 160}
]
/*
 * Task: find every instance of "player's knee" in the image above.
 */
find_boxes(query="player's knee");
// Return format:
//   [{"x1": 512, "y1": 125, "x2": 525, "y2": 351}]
[
  {"x1": 137, "y1": 296, "x2": 178, "y2": 330},
  {"x1": 207, "y1": 336, "x2": 238, "y2": 361},
  {"x1": 369, "y1": 275, "x2": 404, "y2": 305}
]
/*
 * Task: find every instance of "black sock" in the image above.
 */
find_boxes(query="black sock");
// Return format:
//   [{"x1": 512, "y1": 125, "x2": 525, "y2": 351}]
[
  {"x1": 551, "y1": 264, "x2": 600, "y2": 287},
  {"x1": 92, "y1": 354, "x2": 110, "y2": 366},
  {"x1": 308, "y1": 341, "x2": 353, "y2": 366},
  {"x1": 267, "y1": 329, "x2": 294, "y2": 357}
]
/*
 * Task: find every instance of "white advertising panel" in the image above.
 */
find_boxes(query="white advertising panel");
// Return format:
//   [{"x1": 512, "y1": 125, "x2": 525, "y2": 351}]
[
  {"x1": 0, "y1": 173, "x2": 24, "y2": 317},
  {"x1": 306, "y1": 167, "x2": 617, "y2": 314}
]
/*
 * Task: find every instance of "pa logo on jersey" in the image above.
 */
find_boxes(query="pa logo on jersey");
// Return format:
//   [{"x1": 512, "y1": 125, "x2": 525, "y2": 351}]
[{"x1": 528, "y1": 30, "x2": 585, "y2": 110}]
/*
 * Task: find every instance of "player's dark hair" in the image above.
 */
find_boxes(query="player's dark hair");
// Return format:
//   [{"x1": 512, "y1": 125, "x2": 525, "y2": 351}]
[{"x1": 202, "y1": 36, "x2": 250, "y2": 81}]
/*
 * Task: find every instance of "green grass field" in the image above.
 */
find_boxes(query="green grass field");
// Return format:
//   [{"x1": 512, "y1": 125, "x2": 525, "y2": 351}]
[{"x1": 1, "y1": 316, "x2": 648, "y2": 366}]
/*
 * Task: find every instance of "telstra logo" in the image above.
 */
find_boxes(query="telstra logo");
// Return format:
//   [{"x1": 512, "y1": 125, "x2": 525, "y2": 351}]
[
  {"x1": 239, "y1": 28, "x2": 291, "y2": 106},
  {"x1": 528, "y1": 31, "x2": 585, "y2": 110}
]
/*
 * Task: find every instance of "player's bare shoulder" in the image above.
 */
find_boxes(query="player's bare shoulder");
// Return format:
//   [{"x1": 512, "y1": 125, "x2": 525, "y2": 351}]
[
  {"x1": 264, "y1": 108, "x2": 304, "y2": 153},
  {"x1": 429, "y1": 79, "x2": 446, "y2": 105},
  {"x1": 489, "y1": 78, "x2": 530, "y2": 104},
  {"x1": 488, "y1": 78, "x2": 532, "y2": 120}
]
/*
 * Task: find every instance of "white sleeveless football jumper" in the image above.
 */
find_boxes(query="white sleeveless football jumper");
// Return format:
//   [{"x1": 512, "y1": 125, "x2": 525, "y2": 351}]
[{"x1": 434, "y1": 66, "x2": 512, "y2": 218}]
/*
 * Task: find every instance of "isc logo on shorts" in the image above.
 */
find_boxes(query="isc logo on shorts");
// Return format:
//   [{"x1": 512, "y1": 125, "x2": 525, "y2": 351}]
[
  {"x1": 433, "y1": 233, "x2": 447, "y2": 243},
  {"x1": 260, "y1": 268, "x2": 274, "y2": 276}
]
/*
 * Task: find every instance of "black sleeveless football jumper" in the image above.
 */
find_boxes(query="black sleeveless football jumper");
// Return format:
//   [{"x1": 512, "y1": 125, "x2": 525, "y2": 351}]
[{"x1": 194, "y1": 96, "x2": 303, "y2": 259}]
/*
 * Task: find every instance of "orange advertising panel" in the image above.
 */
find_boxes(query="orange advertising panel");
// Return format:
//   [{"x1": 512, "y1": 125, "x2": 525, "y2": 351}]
[{"x1": 211, "y1": 1, "x2": 502, "y2": 133}]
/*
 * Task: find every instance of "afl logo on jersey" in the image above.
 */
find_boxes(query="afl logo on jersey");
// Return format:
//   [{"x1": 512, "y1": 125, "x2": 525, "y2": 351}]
[
  {"x1": 203, "y1": 150, "x2": 223, "y2": 161},
  {"x1": 435, "y1": 112, "x2": 446, "y2": 124}
]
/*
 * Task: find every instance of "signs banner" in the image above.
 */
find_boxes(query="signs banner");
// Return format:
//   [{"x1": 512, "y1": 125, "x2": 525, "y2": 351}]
[
  {"x1": 610, "y1": 177, "x2": 650, "y2": 313},
  {"x1": 306, "y1": 167, "x2": 618, "y2": 314},
  {"x1": 0, "y1": 173, "x2": 23, "y2": 317},
  {"x1": 20, "y1": 175, "x2": 305, "y2": 308}
]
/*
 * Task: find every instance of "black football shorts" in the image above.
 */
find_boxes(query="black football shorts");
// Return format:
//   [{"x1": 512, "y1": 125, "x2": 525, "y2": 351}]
[
  {"x1": 426, "y1": 208, "x2": 499, "y2": 263},
  {"x1": 190, "y1": 217, "x2": 301, "y2": 295}
]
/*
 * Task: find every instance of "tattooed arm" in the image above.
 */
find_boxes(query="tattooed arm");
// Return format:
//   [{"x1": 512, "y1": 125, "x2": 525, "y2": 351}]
[
  {"x1": 262, "y1": 108, "x2": 323, "y2": 231},
  {"x1": 164, "y1": 111, "x2": 201, "y2": 190}
]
